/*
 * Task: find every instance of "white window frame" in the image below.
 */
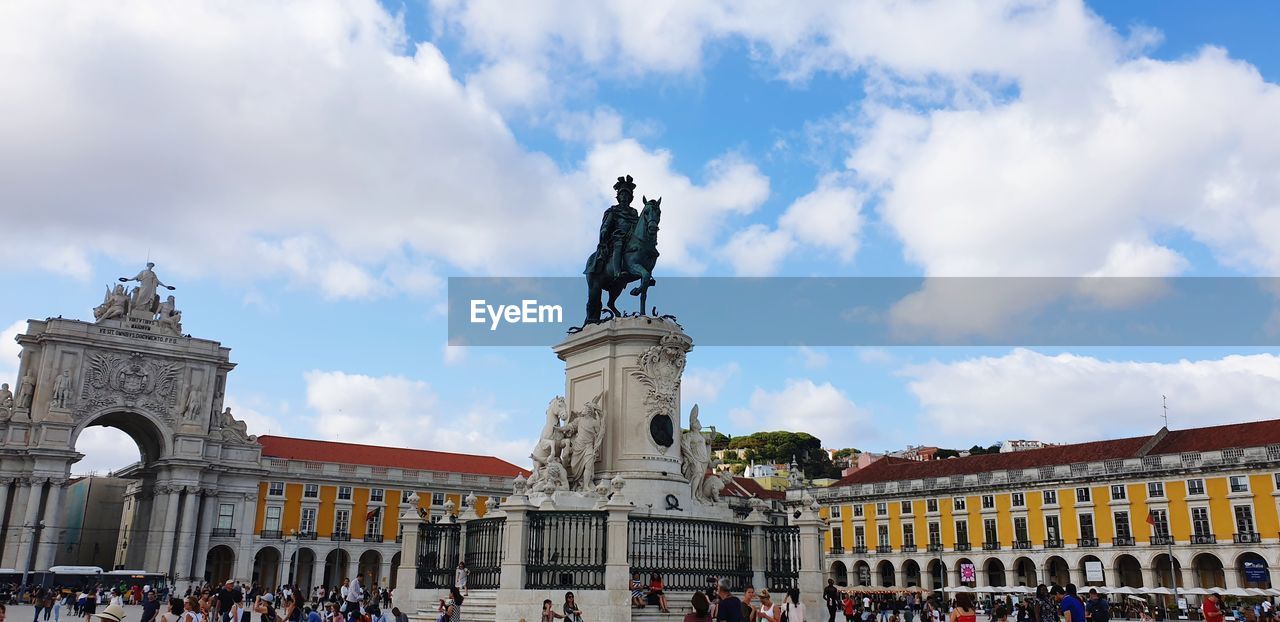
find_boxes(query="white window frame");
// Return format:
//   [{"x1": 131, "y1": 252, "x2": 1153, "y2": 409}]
[
  {"x1": 1190, "y1": 506, "x2": 1212, "y2": 537},
  {"x1": 953, "y1": 497, "x2": 967, "y2": 511},
  {"x1": 877, "y1": 524, "x2": 890, "y2": 547},
  {"x1": 303, "y1": 484, "x2": 319, "y2": 499},
  {"x1": 928, "y1": 521, "x2": 941, "y2": 545},
  {"x1": 268, "y1": 481, "x2": 285, "y2": 497},
  {"x1": 1114, "y1": 511, "x2": 1131, "y2": 539},
  {"x1": 1147, "y1": 481, "x2": 1165, "y2": 498},
  {"x1": 1229, "y1": 475, "x2": 1250, "y2": 494},
  {"x1": 1011, "y1": 492, "x2": 1025, "y2": 507},
  {"x1": 900, "y1": 500, "x2": 913, "y2": 515},
  {"x1": 334, "y1": 508, "x2": 351, "y2": 535},
  {"x1": 926, "y1": 498, "x2": 939, "y2": 513},
  {"x1": 1110, "y1": 485, "x2": 1127, "y2": 501},
  {"x1": 365, "y1": 510, "x2": 382, "y2": 536},
  {"x1": 264, "y1": 506, "x2": 281, "y2": 532},
  {"x1": 983, "y1": 518, "x2": 998, "y2": 544},
  {"x1": 955, "y1": 519, "x2": 969, "y2": 545},
  {"x1": 370, "y1": 488, "x2": 384, "y2": 502},
  {"x1": 431, "y1": 492, "x2": 446, "y2": 506},
  {"x1": 337, "y1": 486, "x2": 353, "y2": 501},
  {"x1": 1187, "y1": 478, "x2": 1206, "y2": 496},
  {"x1": 300, "y1": 507, "x2": 317, "y2": 534},
  {"x1": 1013, "y1": 516, "x2": 1029, "y2": 542},
  {"x1": 1043, "y1": 490, "x2": 1058, "y2": 505},
  {"x1": 876, "y1": 502, "x2": 887, "y2": 516},
  {"x1": 1150, "y1": 508, "x2": 1171, "y2": 538},
  {"x1": 981, "y1": 495, "x2": 995, "y2": 510},
  {"x1": 831, "y1": 505, "x2": 842, "y2": 519},
  {"x1": 854, "y1": 525, "x2": 866, "y2": 548},
  {"x1": 1076, "y1": 487, "x2": 1092, "y2": 503},
  {"x1": 1045, "y1": 514, "x2": 1061, "y2": 542},
  {"x1": 217, "y1": 504, "x2": 235, "y2": 530},
  {"x1": 1234, "y1": 504, "x2": 1256, "y2": 535},
  {"x1": 903, "y1": 523, "x2": 915, "y2": 547}
]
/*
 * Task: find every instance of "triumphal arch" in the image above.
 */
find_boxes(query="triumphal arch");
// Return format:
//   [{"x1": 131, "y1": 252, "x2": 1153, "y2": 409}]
[{"x1": 0, "y1": 263, "x2": 264, "y2": 586}]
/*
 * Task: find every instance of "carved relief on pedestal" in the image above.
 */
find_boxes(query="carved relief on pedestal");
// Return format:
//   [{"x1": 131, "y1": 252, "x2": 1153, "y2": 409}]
[
  {"x1": 76, "y1": 351, "x2": 183, "y2": 422},
  {"x1": 630, "y1": 331, "x2": 692, "y2": 450}
]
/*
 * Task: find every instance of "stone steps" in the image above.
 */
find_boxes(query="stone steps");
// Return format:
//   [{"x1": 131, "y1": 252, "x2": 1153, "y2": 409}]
[{"x1": 413, "y1": 591, "x2": 496, "y2": 622}]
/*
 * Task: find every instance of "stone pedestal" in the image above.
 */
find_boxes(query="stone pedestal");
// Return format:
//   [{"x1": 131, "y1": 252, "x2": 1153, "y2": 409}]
[
  {"x1": 396, "y1": 508, "x2": 423, "y2": 614},
  {"x1": 795, "y1": 505, "x2": 827, "y2": 616},
  {"x1": 554, "y1": 317, "x2": 729, "y2": 519}
]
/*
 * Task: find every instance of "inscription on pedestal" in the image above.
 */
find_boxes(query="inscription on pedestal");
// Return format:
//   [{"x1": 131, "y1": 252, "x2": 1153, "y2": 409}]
[{"x1": 636, "y1": 531, "x2": 705, "y2": 555}]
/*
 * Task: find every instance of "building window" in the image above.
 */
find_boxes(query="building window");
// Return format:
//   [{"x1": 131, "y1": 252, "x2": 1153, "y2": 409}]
[
  {"x1": 1150, "y1": 509, "x2": 1170, "y2": 538},
  {"x1": 983, "y1": 518, "x2": 998, "y2": 544},
  {"x1": 1043, "y1": 490, "x2": 1058, "y2": 505},
  {"x1": 903, "y1": 523, "x2": 915, "y2": 547},
  {"x1": 1114, "y1": 511, "x2": 1131, "y2": 539},
  {"x1": 265, "y1": 506, "x2": 281, "y2": 532},
  {"x1": 1011, "y1": 492, "x2": 1025, "y2": 507},
  {"x1": 303, "y1": 484, "x2": 319, "y2": 499},
  {"x1": 1229, "y1": 476, "x2": 1250, "y2": 493},
  {"x1": 853, "y1": 504, "x2": 864, "y2": 517},
  {"x1": 854, "y1": 526, "x2": 866, "y2": 548},
  {"x1": 831, "y1": 505, "x2": 842, "y2": 518},
  {"x1": 1147, "y1": 482, "x2": 1164, "y2": 498},
  {"x1": 876, "y1": 502, "x2": 887, "y2": 516},
  {"x1": 1013, "y1": 516, "x2": 1028, "y2": 542},
  {"x1": 981, "y1": 495, "x2": 995, "y2": 510},
  {"x1": 832, "y1": 527, "x2": 843, "y2": 550},
  {"x1": 1045, "y1": 515, "x2": 1061, "y2": 541},
  {"x1": 928, "y1": 522, "x2": 941, "y2": 545},
  {"x1": 334, "y1": 509, "x2": 350, "y2": 535},
  {"x1": 1235, "y1": 505, "x2": 1256, "y2": 535},
  {"x1": 955, "y1": 520, "x2": 969, "y2": 545},
  {"x1": 1110, "y1": 485, "x2": 1127, "y2": 501},
  {"x1": 217, "y1": 504, "x2": 234, "y2": 530},
  {"x1": 268, "y1": 482, "x2": 285, "y2": 497},
  {"x1": 1187, "y1": 479, "x2": 1206, "y2": 496},
  {"x1": 1079, "y1": 513, "x2": 1095, "y2": 540},
  {"x1": 300, "y1": 508, "x2": 316, "y2": 534},
  {"x1": 900, "y1": 500, "x2": 912, "y2": 515},
  {"x1": 432, "y1": 492, "x2": 445, "y2": 506},
  {"x1": 337, "y1": 486, "x2": 353, "y2": 501},
  {"x1": 1076, "y1": 487, "x2": 1091, "y2": 503},
  {"x1": 1191, "y1": 507, "x2": 1211, "y2": 537},
  {"x1": 1274, "y1": 473, "x2": 1280, "y2": 490},
  {"x1": 954, "y1": 497, "x2": 967, "y2": 511},
  {"x1": 370, "y1": 488, "x2": 384, "y2": 502},
  {"x1": 926, "y1": 499, "x2": 938, "y2": 513},
  {"x1": 877, "y1": 524, "x2": 890, "y2": 547},
  {"x1": 366, "y1": 510, "x2": 382, "y2": 536}
]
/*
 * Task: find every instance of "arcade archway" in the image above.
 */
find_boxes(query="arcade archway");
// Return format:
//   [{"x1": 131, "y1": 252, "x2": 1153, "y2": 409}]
[
  {"x1": 830, "y1": 560, "x2": 849, "y2": 586},
  {"x1": 1192, "y1": 553, "x2": 1225, "y2": 589},
  {"x1": 1115, "y1": 554, "x2": 1143, "y2": 588},
  {"x1": 204, "y1": 545, "x2": 235, "y2": 585},
  {"x1": 254, "y1": 547, "x2": 282, "y2": 590}
]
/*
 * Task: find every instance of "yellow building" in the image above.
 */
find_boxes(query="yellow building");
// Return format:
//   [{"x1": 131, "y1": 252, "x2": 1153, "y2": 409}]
[
  {"x1": 122, "y1": 435, "x2": 526, "y2": 592},
  {"x1": 806, "y1": 421, "x2": 1280, "y2": 592}
]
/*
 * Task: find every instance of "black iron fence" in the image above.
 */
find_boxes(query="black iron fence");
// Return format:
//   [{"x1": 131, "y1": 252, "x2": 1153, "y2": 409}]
[
  {"x1": 416, "y1": 522, "x2": 461, "y2": 589},
  {"x1": 763, "y1": 525, "x2": 800, "y2": 592},
  {"x1": 525, "y1": 511, "x2": 607, "y2": 590},
  {"x1": 628, "y1": 517, "x2": 753, "y2": 592},
  {"x1": 464, "y1": 516, "x2": 506, "y2": 590}
]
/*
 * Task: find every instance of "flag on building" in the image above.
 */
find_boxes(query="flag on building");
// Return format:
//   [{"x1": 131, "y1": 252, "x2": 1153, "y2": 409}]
[
  {"x1": 1146, "y1": 510, "x2": 1156, "y2": 525},
  {"x1": 365, "y1": 507, "x2": 380, "y2": 521}
]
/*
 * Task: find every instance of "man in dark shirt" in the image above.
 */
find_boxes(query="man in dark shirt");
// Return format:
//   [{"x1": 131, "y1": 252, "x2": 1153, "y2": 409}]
[
  {"x1": 1058, "y1": 584, "x2": 1086, "y2": 622},
  {"x1": 717, "y1": 581, "x2": 744, "y2": 622},
  {"x1": 216, "y1": 580, "x2": 242, "y2": 622},
  {"x1": 1086, "y1": 589, "x2": 1109, "y2": 622},
  {"x1": 824, "y1": 579, "x2": 841, "y2": 622},
  {"x1": 141, "y1": 590, "x2": 162, "y2": 622}
]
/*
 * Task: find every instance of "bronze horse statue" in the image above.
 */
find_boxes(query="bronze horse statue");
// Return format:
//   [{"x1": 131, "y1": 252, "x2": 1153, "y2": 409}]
[{"x1": 584, "y1": 196, "x2": 661, "y2": 322}]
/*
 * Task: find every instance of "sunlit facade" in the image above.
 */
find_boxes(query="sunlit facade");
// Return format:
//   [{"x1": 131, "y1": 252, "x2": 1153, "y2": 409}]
[{"x1": 806, "y1": 421, "x2": 1280, "y2": 592}]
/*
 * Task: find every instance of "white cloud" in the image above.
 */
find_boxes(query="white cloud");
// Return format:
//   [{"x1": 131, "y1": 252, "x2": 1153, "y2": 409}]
[
  {"x1": 681, "y1": 362, "x2": 740, "y2": 405},
  {"x1": 901, "y1": 349, "x2": 1280, "y2": 446},
  {"x1": 720, "y1": 224, "x2": 795, "y2": 276},
  {"x1": 720, "y1": 175, "x2": 865, "y2": 274},
  {"x1": 0, "y1": 320, "x2": 26, "y2": 382},
  {"x1": 303, "y1": 370, "x2": 533, "y2": 465},
  {"x1": 72, "y1": 427, "x2": 143, "y2": 476},
  {"x1": 0, "y1": 1, "x2": 766, "y2": 296},
  {"x1": 797, "y1": 346, "x2": 829, "y2": 369},
  {"x1": 728, "y1": 378, "x2": 868, "y2": 447}
]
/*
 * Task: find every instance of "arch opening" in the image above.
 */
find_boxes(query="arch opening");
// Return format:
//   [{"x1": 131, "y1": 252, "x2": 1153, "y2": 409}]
[
  {"x1": 985, "y1": 558, "x2": 1007, "y2": 587},
  {"x1": 853, "y1": 560, "x2": 871, "y2": 586},
  {"x1": 1238, "y1": 552, "x2": 1270, "y2": 589},
  {"x1": 877, "y1": 560, "x2": 896, "y2": 587},
  {"x1": 829, "y1": 560, "x2": 849, "y2": 587},
  {"x1": 204, "y1": 545, "x2": 235, "y2": 585},
  {"x1": 1114, "y1": 554, "x2": 1143, "y2": 588},
  {"x1": 389, "y1": 552, "x2": 402, "y2": 590},
  {"x1": 1193, "y1": 553, "x2": 1225, "y2": 589},
  {"x1": 903, "y1": 559, "x2": 921, "y2": 588},
  {"x1": 1012, "y1": 557, "x2": 1037, "y2": 587}
]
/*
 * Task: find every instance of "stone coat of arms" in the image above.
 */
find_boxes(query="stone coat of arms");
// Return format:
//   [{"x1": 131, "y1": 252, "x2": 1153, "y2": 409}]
[{"x1": 77, "y1": 351, "x2": 184, "y2": 422}]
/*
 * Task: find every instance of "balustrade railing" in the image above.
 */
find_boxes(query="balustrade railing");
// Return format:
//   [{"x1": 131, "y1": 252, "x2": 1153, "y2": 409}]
[
  {"x1": 464, "y1": 516, "x2": 506, "y2": 590},
  {"x1": 416, "y1": 522, "x2": 462, "y2": 589},
  {"x1": 628, "y1": 516, "x2": 753, "y2": 592},
  {"x1": 764, "y1": 525, "x2": 800, "y2": 592}
]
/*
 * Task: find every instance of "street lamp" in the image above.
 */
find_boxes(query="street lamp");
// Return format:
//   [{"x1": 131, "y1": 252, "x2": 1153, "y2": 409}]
[{"x1": 279, "y1": 529, "x2": 297, "y2": 591}]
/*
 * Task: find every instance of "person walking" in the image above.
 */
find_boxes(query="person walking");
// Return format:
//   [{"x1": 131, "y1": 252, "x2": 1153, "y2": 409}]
[
  {"x1": 782, "y1": 588, "x2": 806, "y2": 622},
  {"x1": 454, "y1": 564, "x2": 468, "y2": 599},
  {"x1": 562, "y1": 592, "x2": 583, "y2": 622},
  {"x1": 824, "y1": 580, "x2": 841, "y2": 622}
]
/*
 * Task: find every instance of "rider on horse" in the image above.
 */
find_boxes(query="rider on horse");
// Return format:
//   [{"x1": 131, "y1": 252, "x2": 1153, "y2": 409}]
[{"x1": 587, "y1": 174, "x2": 640, "y2": 281}]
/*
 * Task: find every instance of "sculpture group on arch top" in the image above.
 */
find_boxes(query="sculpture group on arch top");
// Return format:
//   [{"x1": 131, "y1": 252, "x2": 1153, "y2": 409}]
[{"x1": 0, "y1": 261, "x2": 255, "y2": 445}]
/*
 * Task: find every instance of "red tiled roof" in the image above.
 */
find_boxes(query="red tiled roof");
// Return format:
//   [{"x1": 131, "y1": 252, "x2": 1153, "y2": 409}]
[
  {"x1": 831, "y1": 418, "x2": 1280, "y2": 488},
  {"x1": 257, "y1": 435, "x2": 529, "y2": 478},
  {"x1": 1147, "y1": 419, "x2": 1280, "y2": 455},
  {"x1": 725, "y1": 476, "x2": 786, "y2": 500}
]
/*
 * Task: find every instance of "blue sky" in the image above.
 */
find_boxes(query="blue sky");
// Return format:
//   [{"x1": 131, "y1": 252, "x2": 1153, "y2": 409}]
[{"x1": 3, "y1": 1, "x2": 1280, "y2": 474}]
